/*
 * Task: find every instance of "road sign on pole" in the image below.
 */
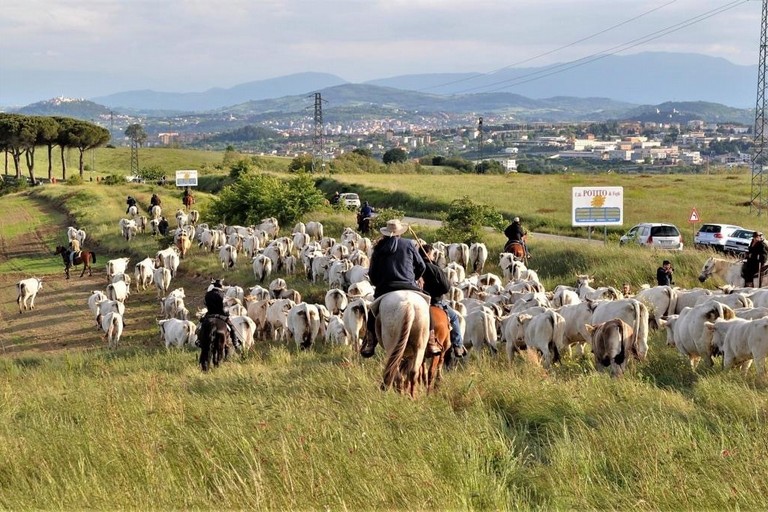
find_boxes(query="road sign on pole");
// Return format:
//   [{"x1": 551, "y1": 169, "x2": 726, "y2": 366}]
[{"x1": 688, "y1": 207, "x2": 700, "y2": 223}]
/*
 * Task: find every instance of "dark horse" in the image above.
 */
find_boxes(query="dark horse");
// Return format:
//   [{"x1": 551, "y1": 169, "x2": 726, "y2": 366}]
[
  {"x1": 183, "y1": 193, "x2": 194, "y2": 210},
  {"x1": 357, "y1": 213, "x2": 371, "y2": 234},
  {"x1": 199, "y1": 315, "x2": 230, "y2": 371},
  {"x1": 55, "y1": 245, "x2": 96, "y2": 279},
  {"x1": 421, "y1": 305, "x2": 452, "y2": 393}
]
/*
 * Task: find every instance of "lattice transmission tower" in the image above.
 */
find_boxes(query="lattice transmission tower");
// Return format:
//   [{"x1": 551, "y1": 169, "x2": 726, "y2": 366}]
[
  {"x1": 751, "y1": 0, "x2": 768, "y2": 215},
  {"x1": 310, "y1": 93, "x2": 327, "y2": 173},
  {"x1": 130, "y1": 139, "x2": 139, "y2": 176},
  {"x1": 477, "y1": 117, "x2": 484, "y2": 161}
]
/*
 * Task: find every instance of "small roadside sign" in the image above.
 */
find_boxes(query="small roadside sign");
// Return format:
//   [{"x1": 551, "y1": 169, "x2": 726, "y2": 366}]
[{"x1": 688, "y1": 207, "x2": 700, "y2": 223}]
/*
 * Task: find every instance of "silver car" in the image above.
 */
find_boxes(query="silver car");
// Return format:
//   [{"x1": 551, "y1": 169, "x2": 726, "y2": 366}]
[
  {"x1": 694, "y1": 223, "x2": 742, "y2": 251},
  {"x1": 620, "y1": 223, "x2": 684, "y2": 251},
  {"x1": 724, "y1": 228, "x2": 755, "y2": 257}
]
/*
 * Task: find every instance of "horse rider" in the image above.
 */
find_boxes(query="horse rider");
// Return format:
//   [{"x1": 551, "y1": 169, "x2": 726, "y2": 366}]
[
  {"x1": 150, "y1": 193, "x2": 162, "y2": 208},
  {"x1": 357, "y1": 201, "x2": 375, "y2": 233},
  {"x1": 742, "y1": 231, "x2": 768, "y2": 286},
  {"x1": 656, "y1": 260, "x2": 674, "y2": 287},
  {"x1": 158, "y1": 216, "x2": 170, "y2": 236},
  {"x1": 418, "y1": 243, "x2": 467, "y2": 359},
  {"x1": 199, "y1": 279, "x2": 243, "y2": 351},
  {"x1": 504, "y1": 216, "x2": 530, "y2": 258},
  {"x1": 331, "y1": 191, "x2": 340, "y2": 205},
  {"x1": 183, "y1": 187, "x2": 194, "y2": 208},
  {"x1": 125, "y1": 195, "x2": 137, "y2": 214},
  {"x1": 360, "y1": 218, "x2": 441, "y2": 358}
]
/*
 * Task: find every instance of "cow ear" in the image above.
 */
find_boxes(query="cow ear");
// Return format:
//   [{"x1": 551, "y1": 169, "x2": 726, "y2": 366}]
[
  {"x1": 704, "y1": 321, "x2": 716, "y2": 332},
  {"x1": 656, "y1": 318, "x2": 668, "y2": 329},
  {"x1": 585, "y1": 324, "x2": 596, "y2": 335}
]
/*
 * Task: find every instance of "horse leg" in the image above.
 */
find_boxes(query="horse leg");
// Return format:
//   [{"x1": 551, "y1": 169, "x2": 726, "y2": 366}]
[
  {"x1": 65, "y1": 265, "x2": 70, "y2": 280},
  {"x1": 80, "y1": 262, "x2": 87, "y2": 278}
]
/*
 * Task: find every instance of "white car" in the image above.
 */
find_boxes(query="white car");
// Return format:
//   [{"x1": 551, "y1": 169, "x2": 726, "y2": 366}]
[
  {"x1": 338, "y1": 192, "x2": 361, "y2": 209},
  {"x1": 694, "y1": 223, "x2": 742, "y2": 251},
  {"x1": 620, "y1": 223, "x2": 684, "y2": 251}
]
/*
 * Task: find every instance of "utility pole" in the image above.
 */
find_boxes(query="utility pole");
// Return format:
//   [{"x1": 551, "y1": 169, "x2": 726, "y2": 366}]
[
  {"x1": 478, "y1": 116, "x2": 484, "y2": 161},
  {"x1": 310, "y1": 93, "x2": 327, "y2": 173},
  {"x1": 751, "y1": 0, "x2": 768, "y2": 215}
]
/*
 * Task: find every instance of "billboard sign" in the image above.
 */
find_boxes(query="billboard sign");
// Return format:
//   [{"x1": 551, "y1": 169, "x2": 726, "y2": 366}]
[
  {"x1": 572, "y1": 186, "x2": 623, "y2": 226},
  {"x1": 175, "y1": 170, "x2": 198, "y2": 187}
]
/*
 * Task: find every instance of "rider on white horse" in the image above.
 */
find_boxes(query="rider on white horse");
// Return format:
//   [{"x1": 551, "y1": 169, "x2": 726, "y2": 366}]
[{"x1": 361, "y1": 219, "x2": 440, "y2": 358}]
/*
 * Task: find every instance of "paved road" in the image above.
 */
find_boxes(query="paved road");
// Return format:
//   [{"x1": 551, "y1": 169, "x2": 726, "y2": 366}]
[{"x1": 402, "y1": 216, "x2": 604, "y2": 245}]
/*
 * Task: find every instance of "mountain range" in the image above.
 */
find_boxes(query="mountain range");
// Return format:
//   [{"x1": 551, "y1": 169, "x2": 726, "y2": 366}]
[
  {"x1": 86, "y1": 52, "x2": 756, "y2": 112},
  {"x1": 6, "y1": 52, "x2": 757, "y2": 126}
]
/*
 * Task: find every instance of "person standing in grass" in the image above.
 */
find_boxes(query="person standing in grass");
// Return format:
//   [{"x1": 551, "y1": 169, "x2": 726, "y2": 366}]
[{"x1": 656, "y1": 260, "x2": 674, "y2": 286}]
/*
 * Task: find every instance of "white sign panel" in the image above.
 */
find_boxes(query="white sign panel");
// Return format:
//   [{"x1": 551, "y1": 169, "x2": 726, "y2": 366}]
[
  {"x1": 175, "y1": 170, "x2": 198, "y2": 187},
  {"x1": 571, "y1": 186, "x2": 623, "y2": 226}
]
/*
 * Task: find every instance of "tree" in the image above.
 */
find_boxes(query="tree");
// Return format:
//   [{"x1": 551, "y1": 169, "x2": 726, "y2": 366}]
[
  {"x1": 24, "y1": 116, "x2": 59, "y2": 183},
  {"x1": 69, "y1": 121, "x2": 110, "y2": 177},
  {"x1": 124, "y1": 124, "x2": 147, "y2": 146},
  {"x1": 223, "y1": 144, "x2": 239, "y2": 166},
  {"x1": 288, "y1": 154, "x2": 314, "y2": 173},
  {"x1": 0, "y1": 114, "x2": 28, "y2": 178},
  {"x1": 229, "y1": 158, "x2": 253, "y2": 180},
  {"x1": 352, "y1": 147, "x2": 373, "y2": 158},
  {"x1": 382, "y1": 147, "x2": 408, "y2": 164},
  {"x1": 437, "y1": 196, "x2": 505, "y2": 244}
]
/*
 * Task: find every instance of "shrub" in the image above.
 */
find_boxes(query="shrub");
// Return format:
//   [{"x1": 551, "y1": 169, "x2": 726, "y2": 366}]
[
  {"x1": 229, "y1": 158, "x2": 253, "y2": 180},
  {"x1": 100, "y1": 174, "x2": 125, "y2": 185},
  {"x1": 67, "y1": 175, "x2": 85, "y2": 186},
  {"x1": 382, "y1": 148, "x2": 408, "y2": 164},
  {"x1": 139, "y1": 164, "x2": 165, "y2": 182},
  {"x1": 437, "y1": 196, "x2": 505, "y2": 244}
]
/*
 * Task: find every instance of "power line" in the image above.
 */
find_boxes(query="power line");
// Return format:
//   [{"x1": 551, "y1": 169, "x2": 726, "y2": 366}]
[
  {"x1": 420, "y1": 0, "x2": 679, "y2": 93},
  {"x1": 455, "y1": 0, "x2": 749, "y2": 95}
]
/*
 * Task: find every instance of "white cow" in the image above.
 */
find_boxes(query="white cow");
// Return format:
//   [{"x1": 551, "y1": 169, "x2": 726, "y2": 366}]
[
  {"x1": 448, "y1": 243, "x2": 470, "y2": 269},
  {"x1": 328, "y1": 259, "x2": 353, "y2": 290},
  {"x1": 287, "y1": 303, "x2": 321, "y2": 349},
  {"x1": 155, "y1": 247, "x2": 180, "y2": 277},
  {"x1": 465, "y1": 306, "x2": 499, "y2": 355},
  {"x1": 585, "y1": 318, "x2": 640, "y2": 377},
  {"x1": 469, "y1": 242, "x2": 488, "y2": 273},
  {"x1": 119, "y1": 218, "x2": 138, "y2": 240},
  {"x1": 705, "y1": 317, "x2": 768, "y2": 375},
  {"x1": 342, "y1": 298, "x2": 368, "y2": 348},
  {"x1": 659, "y1": 300, "x2": 736, "y2": 370},
  {"x1": 258, "y1": 217, "x2": 280, "y2": 239},
  {"x1": 635, "y1": 285, "x2": 678, "y2": 328},
  {"x1": 251, "y1": 254, "x2": 273, "y2": 284},
  {"x1": 134, "y1": 257, "x2": 155, "y2": 291},
  {"x1": 674, "y1": 288, "x2": 714, "y2": 314},
  {"x1": 153, "y1": 267, "x2": 173, "y2": 298},
  {"x1": 246, "y1": 297, "x2": 274, "y2": 340},
  {"x1": 325, "y1": 288, "x2": 349, "y2": 315},
  {"x1": 16, "y1": 277, "x2": 43, "y2": 314},
  {"x1": 507, "y1": 309, "x2": 566, "y2": 368},
  {"x1": 347, "y1": 280, "x2": 375, "y2": 301},
  {"x1": 219, "y1": 244, "x2": 238, "y2": 269},
  {"x1": 231, "y1": 315, "x2": 257, "y2": 351},
  {"x1": 175, "y1": 209, "x2": 189, "y2": 228},
  {"x1": 158, "y1": 318, "x2": 197, "y2": 349},
  {"x1": 101, "y1": 311, "x2": 124, "y2": 349},
  {"x1": 326, "y1": 315, "x2": 350, "y2": 345},
  {"x1": 106, "y1": 280, "x2": 130, "y2": 303},
  {"x1": 266, "y1": 298, "x2": 295, "y2": 342},
  {"x1": 306, "y1": 221, "x2": 324, "y2": 241},
  {"x1": 96, "y1": 298, "x2": 125, "y2": 329},
  {"x1": 106, "y1": 257, "x2": 130, "y2": 282},
  {"x1": 87, "y1": 290, "x2": 108, "y2": 319},
  {"x1": 696, "y1": 293, "x2": 753, "y2": 310},
  {"x1": 590, "y1": 299, "x2": 649, "y2": 362}
]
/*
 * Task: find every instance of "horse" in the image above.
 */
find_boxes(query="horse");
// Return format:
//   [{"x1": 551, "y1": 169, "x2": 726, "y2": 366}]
[
  {"x1": 504, "y1": 238, "x2": 527, "y2": 262},
  {"x1": 127, "y1": 205, "x2": 138, "y2": 217},
  {"x1": 421, "y1": 305, "x2": 452, "y2": 393},
  {"x1": 198, "y1": 315, "x2": 231, "y2": 371},
  {"x1": 183, "y1": 193, "x2": 195, "y2": 210},
  {"x1": 373, "y1": 290, "x2": 430, "y2": 398},
  {"x1": 357, "y1": 214, "x2": 372, "y2": 235},
  {"x1": 55, "y1": 245, "x2": 96, "y2": 279},
  {"x1": 697, "y1": 256, "x2": 768, "y2": 288}
]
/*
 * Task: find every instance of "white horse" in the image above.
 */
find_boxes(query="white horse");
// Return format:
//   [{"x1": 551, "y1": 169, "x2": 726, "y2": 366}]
[
  {"x1": 373, "y1": 290, "x2": 430, "y2": 398},
  {"x1": 127, "y1": 205, "x2": 138, "y2": 217},
  {"x1": 698, "y1": 256, "x2": 755, "y2": 287},
  {"x1": 150, "y1": 205, "x2": 162, "y2": 220}
]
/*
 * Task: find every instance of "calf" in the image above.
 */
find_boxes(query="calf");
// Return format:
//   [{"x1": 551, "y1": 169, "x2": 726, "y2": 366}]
[
  {"x1": 343, "y1": 297, "x2": 369, "y2": 348},
  {"x1": 287, "y1": 303, "x2": 321, "y2": 349},
  {"x1": 16, "y1": 277, "x2": 43, "y2": 314},
  {"x1": 101, "y1": 311, "x2": 124, "y2": 349},
  {"x1": 585, "y1": 318, "x2": 638, "y2": 377},
  {"x1": 326, "y1": 315, "x2": 350, "y2": 345}
]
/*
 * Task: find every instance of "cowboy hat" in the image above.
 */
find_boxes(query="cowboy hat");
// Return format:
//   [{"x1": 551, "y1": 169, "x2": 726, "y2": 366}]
[
  {"x1": 513, "y1": 217, "x2": 520, "y2": 222},
  {"x1": 380, "y1": 218, "x2": 408, "y2": 237}
]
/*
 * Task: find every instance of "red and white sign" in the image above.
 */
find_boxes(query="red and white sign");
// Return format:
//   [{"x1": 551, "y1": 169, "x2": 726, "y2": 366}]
[{"x1": 688, "y1": 207, "x2": 700, "y2": 223}]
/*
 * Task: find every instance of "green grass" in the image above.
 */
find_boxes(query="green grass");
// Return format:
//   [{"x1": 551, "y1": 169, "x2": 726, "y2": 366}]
[{"x1": 2, "y1": 163, "x2": 767, "y2": 509}]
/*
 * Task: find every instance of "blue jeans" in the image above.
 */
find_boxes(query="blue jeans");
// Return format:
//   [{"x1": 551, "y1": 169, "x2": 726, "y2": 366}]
[{"x1": 436, "y1": 300, "x2": 463, "y2": 349}]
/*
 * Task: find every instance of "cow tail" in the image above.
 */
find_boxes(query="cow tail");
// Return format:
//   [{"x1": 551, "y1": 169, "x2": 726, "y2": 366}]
[
  {"x1": 306, "y1": 258, "x2": 314, "y2": 281},
  {"x1": 16, "y1": 283, "x2": 24, "y2": 304},
  {"x1": 383, "y1": 303, "x2": 413, "y2": 390},
  {"x1": 548, "y1": 311, "x2": 561, "y2": 364},
  {"x1": 665, "y1": 287, "x2": 676, "y2": 318},
  {"x1": 552, "y1": 311, "x2": 566, "y2": 363},
  {"x1": 614, "y1": 321, "x2": 627, "y2": 366},
  {"x1": 631, "y1": 300, "x2": 642, "y2": 353}
]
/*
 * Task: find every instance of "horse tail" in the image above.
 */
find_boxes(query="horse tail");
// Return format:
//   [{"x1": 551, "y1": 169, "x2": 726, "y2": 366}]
[
  {"x1": 383, "y1": 302, "x2": 413, "y2": 390},
  {"x1": 90, "y1": 252, "x2": 97, "y2": 264}
]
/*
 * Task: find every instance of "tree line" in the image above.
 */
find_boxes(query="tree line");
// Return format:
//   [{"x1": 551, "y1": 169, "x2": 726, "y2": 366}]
[{"x1": 0, "y1": 114, "x2": 110, "y2": 182}]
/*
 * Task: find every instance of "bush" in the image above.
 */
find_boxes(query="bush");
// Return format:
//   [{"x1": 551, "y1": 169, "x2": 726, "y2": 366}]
[
  {"x1": 437, "y1": 196, "x2": 505, "y2": 244},
  {"x1": 0, "y1": 175, "x2": 27, "y2": 195},
  {"x1": 208, "y1": 172, "x2": 324, "y2": 226},
  {"x1": 382, "y1": 148, "x2": 408, "y2": 164},
  {"x1": 369, "y1": 207, "x2": 406, "y2": 234},
  {"x1": 67, "y1": 175, "x2": 85, "y2": 186},
  {"x1": 102, "y1": 174, "x2": 125, "y2": 185},
  {"x1": 229, "y1": 158, "x2": 253, "y2": 180},
  {"x1": 139, "y1": 164, "x2": 165, "y2": 182}
]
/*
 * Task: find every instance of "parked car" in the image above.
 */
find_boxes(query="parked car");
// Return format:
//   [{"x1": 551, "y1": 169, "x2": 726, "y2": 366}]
[
  {"x1": 724, "y1": 228, "x2": 756, "y2": 257},
  {"x1": 694, "y1": 223, "x2": 743, "y2": 251},
  {"x1": 619, "y1": 223, "x2": 684, "y2": 251},
  {"x1": 338, "y1": 192, "x2": 361, "y2": 209}
]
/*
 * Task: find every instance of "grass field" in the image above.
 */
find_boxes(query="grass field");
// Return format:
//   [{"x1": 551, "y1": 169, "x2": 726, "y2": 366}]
[{"x1": 2, "y1": 161, "x2": 768, "y2": 509}]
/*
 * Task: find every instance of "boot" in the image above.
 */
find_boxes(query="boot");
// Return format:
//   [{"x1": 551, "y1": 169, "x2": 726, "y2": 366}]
[
  {"x1": 426, "y1": 329, "x2": 441, "y2": 356},
  {"x1": 360, "y1": 311, "x2": 377, "y2": 358}
]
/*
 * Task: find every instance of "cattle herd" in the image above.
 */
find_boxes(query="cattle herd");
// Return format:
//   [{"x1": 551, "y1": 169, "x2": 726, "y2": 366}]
[{"x1": 14, "y1": 204, "x2": 768, "y2": 390}]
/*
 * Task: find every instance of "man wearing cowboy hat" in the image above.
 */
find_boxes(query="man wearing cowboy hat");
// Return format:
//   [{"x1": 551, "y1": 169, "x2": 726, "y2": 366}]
[{"x1": 361, "y1": 218, "x2": 440, "y2": 358}]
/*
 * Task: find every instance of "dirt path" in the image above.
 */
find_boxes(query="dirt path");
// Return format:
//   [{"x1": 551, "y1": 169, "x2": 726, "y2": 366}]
[{"x1": 0, "y1": 196, "x2": 206, "y2": 359}]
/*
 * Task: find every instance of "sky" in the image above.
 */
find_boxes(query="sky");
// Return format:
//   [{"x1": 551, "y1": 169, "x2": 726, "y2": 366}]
[{"x1": 0, "y1": 0, "x2": 761, "y2": 105}]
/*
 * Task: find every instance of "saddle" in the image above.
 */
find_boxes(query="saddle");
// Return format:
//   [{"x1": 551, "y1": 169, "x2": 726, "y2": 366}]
[{"x1": 70, "y1": 250, "x2": 82, "y2": 265}]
